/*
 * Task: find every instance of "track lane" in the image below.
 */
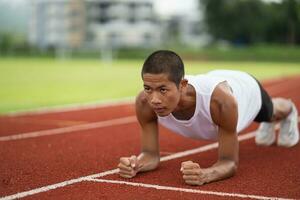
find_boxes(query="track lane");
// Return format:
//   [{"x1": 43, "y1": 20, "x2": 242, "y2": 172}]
[
  {"x1": 99, "y1": 130, "x2": 300, "y2": 199},
  {"x1": 1, "y1": 76, "x2": 300, "y2": 136},
  {"x1": 0, "y1": 104, "x2": 135, "y2": 136},
  {"x1": 1, "y1": 75, "x2": 300, "y2": 199}
]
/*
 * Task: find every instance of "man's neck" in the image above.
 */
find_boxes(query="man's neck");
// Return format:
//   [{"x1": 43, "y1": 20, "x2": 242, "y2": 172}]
[{"x1": 172, "y1": 84, "x2": 196, "y2": 120}]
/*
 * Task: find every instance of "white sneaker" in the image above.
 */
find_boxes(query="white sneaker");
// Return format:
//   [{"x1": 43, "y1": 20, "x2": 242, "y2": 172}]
[
  {"x1": 255, "y1": 122, "x2": 276, "y2": 146},
  {"x1": 277, "y1": 102, "x2": 299, "y2": 147}
]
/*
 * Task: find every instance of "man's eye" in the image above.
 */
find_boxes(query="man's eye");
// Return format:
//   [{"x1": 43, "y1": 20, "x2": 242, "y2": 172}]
[
  {"x1": 144, "y1": 88, "x2": 151, "y2": 92},
  {"x1": 160, "y1": 88, "x2": 167, "y2": 93}
]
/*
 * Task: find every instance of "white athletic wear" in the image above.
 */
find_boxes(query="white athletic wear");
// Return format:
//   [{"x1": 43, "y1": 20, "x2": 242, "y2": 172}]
[
  {"x1": 158, "y1": 70, "x2": 262, "y2": 141},
  {"x1": 277, "y1": 102, "x2": 299, "y2": 147},
  {"x1": 255, "y1": 122, "x2": 276, "y2": 146}
]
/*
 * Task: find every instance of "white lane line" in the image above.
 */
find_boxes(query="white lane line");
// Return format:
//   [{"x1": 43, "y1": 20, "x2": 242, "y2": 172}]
[
  {"x1": 0, "y1": 169, "x2": 119, "y2": 200},
  {"x1": 87, "y1": 178, "x2": 293, "y2": 200},
  {"x1": 0, "y1": 116, "x2": 137, "y2": 141},
  {"x1": 162, "y1": 131, "x2": 255, "y2": 162},
  {"x1": 4, "y1": 97, "x2": 134, "y2": 117},
  {"x1": 0, "y1": 131, "x2": 257, "y2": 200},
  {"x1": 2, "y1": 116, "x2": 299, "y2": 142}
]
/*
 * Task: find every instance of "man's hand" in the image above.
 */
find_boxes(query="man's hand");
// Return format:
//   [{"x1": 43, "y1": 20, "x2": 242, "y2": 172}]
[
  {"x1": 181, "y1": 161, "x2": 207, "y2": 186},
  {"x1": 118, "y1": 155, "x2": 143, "y2": 178}
]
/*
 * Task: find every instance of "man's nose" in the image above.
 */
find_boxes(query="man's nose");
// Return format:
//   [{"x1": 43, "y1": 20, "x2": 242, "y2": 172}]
[{"x1": 151, "y1": 93, "x2": 162, "y2": 104}]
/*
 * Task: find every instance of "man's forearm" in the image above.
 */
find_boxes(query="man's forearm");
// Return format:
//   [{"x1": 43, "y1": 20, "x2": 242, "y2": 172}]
[{"x1": 203, "y1": 160, "x2": 237, "y2": 184}]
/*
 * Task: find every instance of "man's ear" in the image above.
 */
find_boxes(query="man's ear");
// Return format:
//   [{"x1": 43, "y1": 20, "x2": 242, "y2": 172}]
[{"x1": 179, "y1": 79, "x2": 188, "y2": 90}]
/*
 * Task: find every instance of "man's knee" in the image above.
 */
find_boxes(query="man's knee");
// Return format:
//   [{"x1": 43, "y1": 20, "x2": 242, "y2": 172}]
[{"x1": 271, "y1": 98, "x2": 292, "y2": 121}]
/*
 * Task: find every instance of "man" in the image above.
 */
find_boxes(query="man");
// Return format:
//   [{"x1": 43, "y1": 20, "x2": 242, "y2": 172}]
[{"x1": 117, "y1": 50, "x2": 299, "y2": 185}]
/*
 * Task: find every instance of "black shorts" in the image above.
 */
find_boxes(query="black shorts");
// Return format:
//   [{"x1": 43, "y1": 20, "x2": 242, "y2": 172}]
[{"x1": 253, "y1": 78, "x2": 274, "y2": 122}]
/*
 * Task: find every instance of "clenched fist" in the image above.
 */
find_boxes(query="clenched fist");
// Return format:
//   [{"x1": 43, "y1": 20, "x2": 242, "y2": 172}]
[
  {"x1": 118, "y1": 155, "x2": 143, "y2": 178},
  {"x1": 181, "y1": 161, "x2": 207, "y2": 186}
]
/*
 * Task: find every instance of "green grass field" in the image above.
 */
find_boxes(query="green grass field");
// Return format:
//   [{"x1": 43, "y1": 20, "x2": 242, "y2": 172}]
[{"x1": 1, "y1": 57, "x2": 300, "y2": 114}]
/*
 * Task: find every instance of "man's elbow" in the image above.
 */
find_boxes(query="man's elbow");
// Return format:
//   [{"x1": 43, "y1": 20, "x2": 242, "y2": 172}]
[
  {"x1": 138, "y1": 152, "x2": 160, "y2": 172},
  {"x1": 147, "y1": 154, "x2": 160, "y2": 169},
  {"x1": 232, "y1": 162, "x2": 238, "y2": 175},
  {"x1": 229, "y1": 160, "x2": 238, "y2": 176},
  {"x1": 218, "y1": 158, "x2": 238, "y2": 177},
  {"x1": 139, "y1": 159, "x2": 160, "y2": 172},
  {"x1": 148, "y1": 159, "x2": 160, "y2": 171}
]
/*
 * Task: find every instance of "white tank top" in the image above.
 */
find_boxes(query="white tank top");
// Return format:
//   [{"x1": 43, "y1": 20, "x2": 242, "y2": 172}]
[{"x1": 158, "y1": 70, "x2": 262, "y2": 141}]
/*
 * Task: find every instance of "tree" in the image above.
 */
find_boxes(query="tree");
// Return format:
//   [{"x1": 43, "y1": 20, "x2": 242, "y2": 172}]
[{"x1": 200, "y1": 0, "x2": 300, "y2": 45}]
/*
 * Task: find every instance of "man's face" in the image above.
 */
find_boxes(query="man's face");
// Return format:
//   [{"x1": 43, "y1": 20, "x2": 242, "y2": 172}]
[{"x1": 142, "y1": 73, "x2": 183, "y2": 117}]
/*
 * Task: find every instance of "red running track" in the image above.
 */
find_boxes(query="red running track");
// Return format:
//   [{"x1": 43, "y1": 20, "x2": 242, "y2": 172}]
[{"x1": 0, "y1": 76, "x2": 300, "y2": 200}]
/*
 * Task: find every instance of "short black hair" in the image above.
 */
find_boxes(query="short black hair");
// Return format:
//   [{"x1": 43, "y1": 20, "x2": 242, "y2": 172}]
[{"x1": 141, "y1": 50, "x2": 184, "y2": 86}]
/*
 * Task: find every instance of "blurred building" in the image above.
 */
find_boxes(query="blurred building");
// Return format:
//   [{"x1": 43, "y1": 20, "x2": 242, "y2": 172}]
[
  {"x1": 178, "y1": 14, "x2": 211, "y2": 48},
  {"x1": 86, "y1": 0, "x2": 162, "y2": 49},
  {"x1": 160, "y1": 2, "x2": 211, "y2": 48},
  {"x1": 29, "y1": 0, "x2": 162, "y2": 50},
  {"x1": 29, "y1": 0, "x2": 86, "y2": 49}
]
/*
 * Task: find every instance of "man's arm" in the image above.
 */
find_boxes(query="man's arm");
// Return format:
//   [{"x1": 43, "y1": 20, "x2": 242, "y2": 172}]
[
  {"x1": 181, "y1": 82, "x2": 239, "y2": 185},
  {"x1": 118, "y1": 91, "x2": 160, "y2": 178},
  {"x1": 136, "y1": 92, "x2": 160, "y2": 172}
]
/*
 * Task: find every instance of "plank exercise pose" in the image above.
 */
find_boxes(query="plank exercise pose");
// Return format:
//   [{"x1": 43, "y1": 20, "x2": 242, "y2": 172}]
[{"x1": 117, "y1": 50, "x2": 299, "y2": 186}]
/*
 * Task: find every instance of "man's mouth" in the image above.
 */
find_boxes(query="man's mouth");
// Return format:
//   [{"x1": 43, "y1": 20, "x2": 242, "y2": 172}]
[{"x1": 153, "y1": 107, "x2": 165, "y2": 113}]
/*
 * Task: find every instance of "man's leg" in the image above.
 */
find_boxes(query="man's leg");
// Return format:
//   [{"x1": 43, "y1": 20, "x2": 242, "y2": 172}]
[
  {"x1": 271, "y1": 98, "x2": 292, "y2": 121},
  {"x1": 256, "y1": 98, "x2": 299, "y2": 147},
  {"x1": 254, "y1": 84, "x2": 277, "y2": 146},
  {"x1": 272, "y1": 98, "x2": 299, "y2": 147}
]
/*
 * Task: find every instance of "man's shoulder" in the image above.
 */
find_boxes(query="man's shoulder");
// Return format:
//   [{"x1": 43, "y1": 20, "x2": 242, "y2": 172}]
[
  {"x1": 210, "y1": 82, "x2": 238, "y2": 127},
  {"x1": 136, "y1": 91, "x2": 148, "y2": 106},
  {"x1": 135, "y1": 91, "x2": 157, "y2": 123},
  {"x1": 211, "y1": 82, "x2": 236, "y2": 107}
]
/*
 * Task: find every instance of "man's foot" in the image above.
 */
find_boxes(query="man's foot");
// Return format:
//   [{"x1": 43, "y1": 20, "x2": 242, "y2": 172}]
[
  {"x1": 277, "y1": 102, "x2": 299, "y2": 147},
  {"x1": 255, "y1": 122, "x2": 276, "y2": 146}
]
